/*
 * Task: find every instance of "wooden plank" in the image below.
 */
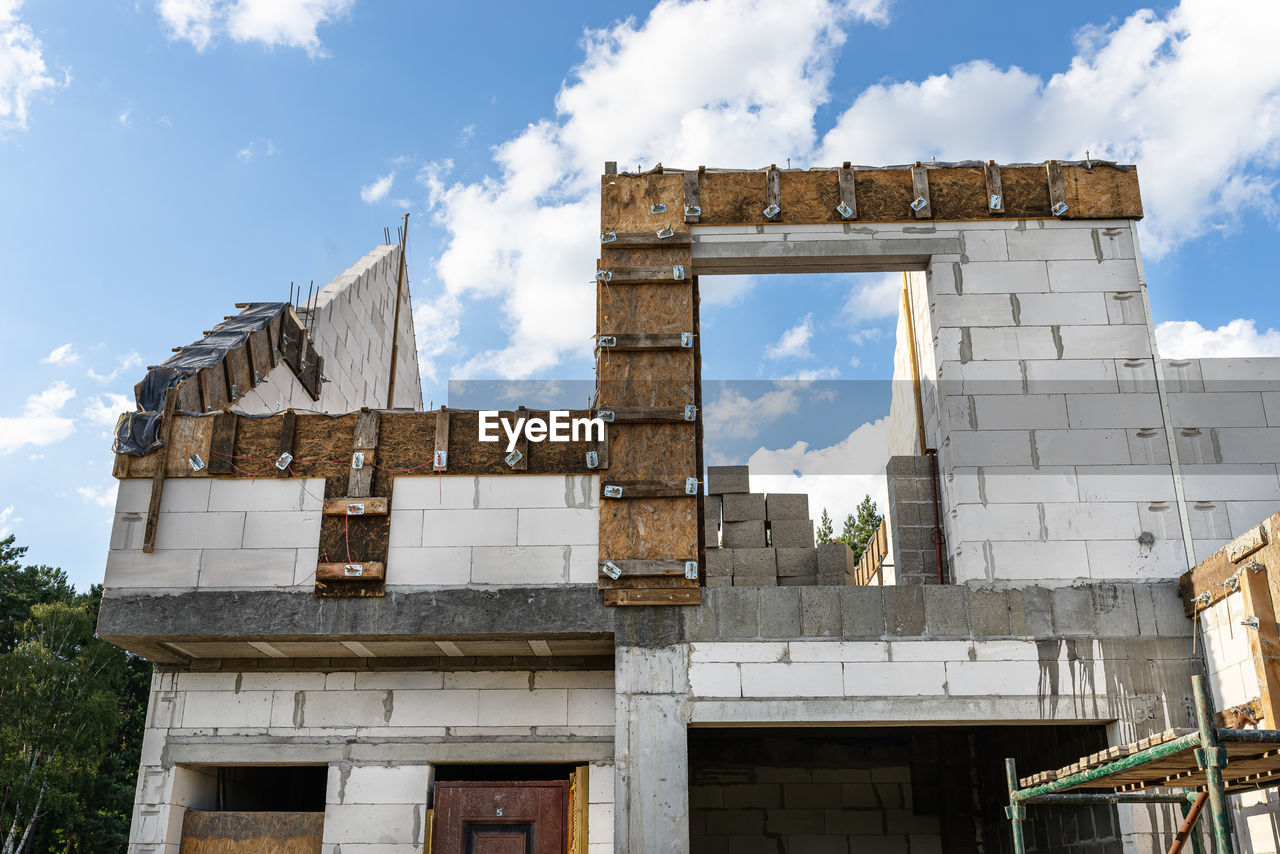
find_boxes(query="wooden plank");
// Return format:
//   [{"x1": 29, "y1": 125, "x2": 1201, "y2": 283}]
[
  {"x1": 984, "y1": 161, "x2": 1005, "y2": 214},
  {"x1": 1047, "y1": 160, "x2": 1068, "y2": 215},
  {"x1": 592, "y1": 422, "x2": 610, "y2": 471},
  {"x1": 765, "y1": 166, "x2": 781, "y2": 219},
  {"x1": 838, "y1": 163, "x2": 857, "y2": 219},
  {"x1": 684, "y1": 170, "x2": 701, "y2": 223},
  {"x1": 601, "y1": 478, "x2": 695, "y2": 499},
  {"x1": 198, "y1": 362, "x2": 229, "y2": 412},
  {"x1": 1181, "y1": 513, "x2": 1280, "y2": 614},
  {"x1": 316, "y1": 561, "x2": 386, "y2": 582},
  {"x1": 298, "y1": 342, "x2": 322, "y2": 400},
  {"x1": 910, "y1": 163, "x2": 932, "y2": 219},
  {"x1": 180, "y1": 810, "x2": 323, "y2": 853},
  {"x1": 247, "y1": 327, "x2": 272, "y2": 384},
  {"x1": 266, "y1": 315, "x2": 282, "y2": 367},
  {"x1": 142, "y1": 387, "x2": 178, "y2": 554},
  {"x1": 598, "y1": 277, "x2": 693, "y2": 333},
  {"x1": 570, "y1": 765, "x2": 589, "y2": 854},
  {"x1": 504, "y1": 408, "x2": 529, "y2": 471},
  {"x1": 597, "y1": 264, "x2": 688, "y2": 283},
  {"x1": 206, "y1": 411, "x2": 237, "y2": 474},
  {"x1": 434, "y1": 408, "x2": 450, "y2": 471},
  {"x1": 322, "y1": 497, "x2": 389, "y2": 516},
  {"x1": 347, "y1": 409, "x2": 380, "y2": 498},
  {"x1": 603, "y1": 425, "x2": 695, "y2": 480},
  {"x1": 224, "y1": 345, "x2": 252, "y2": 402},
  {"x1": 600, "y1": 559, "x2": 692, "y2": 578},
  {"x1": 279, "y1": 309, "x2": 306, "y2": 373},
  {"x1": 598, "y1": 406, "x2": 693, "y2": 423},
  {"x1": 604, "y1": 587, "x2": 700, "y2": 606},
  {"x1": 698, "y1": 170, "x2": 768, "y2": 225},
  {"x1": 601, "y1": 231, "x2": 692, "y2": 248},
  {"x1": 599, "y1": 332, "x2": 691, "y2": 351},
  {"x1": 174, "y1": 376, "x2": 202, "y2": 412},
  {"x1": 276, "y1": 409, "x2": 296, "y2": 478},
  {"x1": 598, "y1": 350, "x2": 697, "y2": 407},
  {"x1": 1239, "y1": 563, "x2": 1280, "y2": 728}
]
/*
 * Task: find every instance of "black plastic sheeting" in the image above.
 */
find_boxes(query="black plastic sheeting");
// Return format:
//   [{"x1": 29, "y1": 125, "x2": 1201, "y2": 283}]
[{"x1": 113, "y1": 302, "x2": 289, "y2": 456}]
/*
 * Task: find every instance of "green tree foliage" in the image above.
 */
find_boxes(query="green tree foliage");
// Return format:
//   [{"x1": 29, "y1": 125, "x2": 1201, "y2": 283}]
[
  {"x1": 0, "y1": 537, "x2": 149, "y2": 853},
  {"x1": 845, "y1": 495, "x2": 884, "y2": 563},
  {"x1": 815, "y1": 508, "x2": 833, "y2": 545}
]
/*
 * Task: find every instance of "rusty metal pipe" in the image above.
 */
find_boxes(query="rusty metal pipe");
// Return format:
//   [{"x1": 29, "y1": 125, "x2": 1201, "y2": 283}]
[{"x1": 1167, "y1": 792, "x2": 1208, "y2": 854}]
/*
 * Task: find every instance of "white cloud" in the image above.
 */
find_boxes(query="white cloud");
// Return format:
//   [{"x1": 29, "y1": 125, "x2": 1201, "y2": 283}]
[
  {"x1": 0, "y1": 0, "x2": 59, "y2": 134},
  {"x1": 118, "y1": 105, "x2": 132, "y2": 125},
  {"x1": 87, "y1": 352, "x2": 142, "y2": 383},
  {"x1": 703, "y1": 385, "x2": 800, "y2": 442},
  {"x1": 1156, "y1": 318, "x2": 1280, "y2": 358},
  {"x1": 418, "y1": 0, "x2": 889, "y2": 381},
  {"x1": 157, "y1": 0, "x2": 353, "y2": 56},
  {"x1": 765, "y1": 314, "x2": 814, "y2": 360},
  {"x1": 412, "y1": 291, "x2": 463, "y2": 393},
  {"x1": 41, "y1": 342, "x2": 79, "y2": 365},
  {"x1": 700, "y1": 274, "x2": 756, "y2": 308},
  {"x1": 844, "y1": 272, "x2": 901, "y2": 321},
  {"x1": 747, "y1": 415, "x2": 890, "y2": 530},
  {"x1": 82, "y1": 393, "x2": 132, "y2": 431},
  {"x1": 817, "y1": 1, "x2": 1280, "y2": 256},
  {"x1": 779, "y1": 366, "x2": 840, "y2": 381},
  {"x1": 360, "y1": 171, "x2": 394, "y2": 204},
  {"x1": 236, "y1": 137, "x2": 275, "y2": 162},
  {"x1": 0, "y1": 505, "x2": 19, "y2": 537},
  {"x1": 0, "y1": 381, "x2": 75, "y2": 455},
  {"x1": 76, "y1": 485, "x2": 116, "y2": 508}
]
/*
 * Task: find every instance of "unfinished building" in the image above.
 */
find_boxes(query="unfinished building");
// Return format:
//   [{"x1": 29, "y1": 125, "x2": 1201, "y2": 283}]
[{"x1": 98, "y1": 163, "x2": 1280, "y2": 853}]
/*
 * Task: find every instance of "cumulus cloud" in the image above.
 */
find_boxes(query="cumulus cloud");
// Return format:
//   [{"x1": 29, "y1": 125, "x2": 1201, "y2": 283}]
[
  {"x1": 1157, "y1": 318, "x2": 1280, "y2": 358},
  {"x1": 844, "y1": 272, "x2": 901, "y2": 321},
  {"x1": 700, "y1": 274, "x2": 756, "y2": 308},
  {"x1": 157, "y1": 0, "x2": 354, "y2": 56},
  {"x1": 765, "y1": 314, "x2": 814, "y2": 360},
  {"x1": 87, "y1": 352, "x2": 142, "y2": 383},
  {"x1": 360, "y1": 172, "x2": 394, "y2": 204},
  {"x1": 817, "y1": 1, "x2": 1280, "y2": 255},
  {"x1": 41, "y1": 343, "x2": 79, "y2": 366},
  {"x1": 0, "y1": 381, "x2": 75, "y2": 455},
  {"x1": 82, "y1": 393, "x2": 132, "y2": 432},
  {"x1": 0, "y1": 0, "x2": 59, "y2": 134},
  {"x1": 236, "y1": 137, "x2": 275, "y2": 162},
  {"x1": 703, "y1": 383, "x2": 802, "y2": 443},
  {"x1": 747, "y1": 415, "x2": 890, "y2": 530},
  {"x1": 76, "y1": 484, "x2": 116, "y2": 508},
  {"x1": 0, "y1": 505, "x2": 18, "y2": 537}
]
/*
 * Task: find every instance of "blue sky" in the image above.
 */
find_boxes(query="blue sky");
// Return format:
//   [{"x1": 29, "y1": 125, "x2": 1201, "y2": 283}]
[{"x1": 2, "y1": 0, "x2": 1279, "y2": 589}]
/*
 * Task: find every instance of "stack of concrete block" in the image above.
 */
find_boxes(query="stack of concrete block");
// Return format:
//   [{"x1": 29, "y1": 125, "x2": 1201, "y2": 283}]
[
  {"x1": 817, "y1": 542, "x2": 855, "y2": 585},
  {"x1": 885, "y1": 455, "x2": 939, "y2": 585},
  {"x1": 706, "y1": 466, "x2": 836, "y2": 587}
]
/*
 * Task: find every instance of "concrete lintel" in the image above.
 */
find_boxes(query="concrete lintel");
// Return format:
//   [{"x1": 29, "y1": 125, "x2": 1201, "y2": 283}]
[
  {"x1": 688, "y1": 696, "x2": 1115, "y2": 726},
  {"x1": 347, "y1": 739, "x2": 613, "y2": 764},
  {"x1": 166, "y1": 739, "x2": 348, "y2": 766},
  {"x1": 98, "y1": 586, "x2": 615, "y2": 648},
  {"x1": 691, "y1": 237, "x2": 961, "y2": 275}
]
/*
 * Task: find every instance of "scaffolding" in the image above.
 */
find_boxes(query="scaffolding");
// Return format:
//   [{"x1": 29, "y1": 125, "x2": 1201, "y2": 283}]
[{"x1": 1005, "y1": 676, "x2": 1280, "y2": 854}]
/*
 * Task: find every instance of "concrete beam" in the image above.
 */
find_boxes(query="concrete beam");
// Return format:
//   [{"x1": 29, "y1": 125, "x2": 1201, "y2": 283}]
[{"x1": 691, "y1": 236, "x2": 962, "y2": 275}]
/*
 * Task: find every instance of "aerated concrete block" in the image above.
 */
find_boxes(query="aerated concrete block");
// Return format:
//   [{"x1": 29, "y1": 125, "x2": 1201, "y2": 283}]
[
  {"x1": 923, "y1": 586, "x2": 969, "y2": 637},
  {"x1": 759, "y1": 587, "x2": 801, "y2": 637},
  {"x1": 1052, "y1": 586, "x2": 1096, "y2": 636},
  {"x1": 884, "y1": 586, "x2": 926, "y2": 637},
  {"x1": 707, "y1": 466, "x2": 750, "y2": 495},
  {"x1": 800, "y1": 587, "x2": 840, "y2": 637},
  {"x1": 769, "y1": 519, "x2": 814, "y2": 549},
  {"x1": 775, "y1": 548, "x2": 819, "y2": 577},
  {"x1": 706, "y1": 549, "x2": 732, "y2": 578},
  {"x1": 816, "y1": 543, "x2": 854, "y2": 575},
  {"x1": 723, "y1": 520, "x2": 766, "y2": 549},
  {"x1": 765, "y1": 493, "x2": 809, "y2": 521},
  {"x1": 722, "y1": 493, "x2": 766, "y2": 522},
  {"x1": 731, "y1": 548, "x2": 777, "y2": 580}
]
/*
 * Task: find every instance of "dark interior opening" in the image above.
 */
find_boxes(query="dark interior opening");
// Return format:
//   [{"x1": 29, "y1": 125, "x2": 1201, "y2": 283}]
[
  {"x1": 689, "y1": 724, "x2": 1119, "y2": 854},
  {"x1": 215, "y1": 765, "x2": 327, "y2": 812}
]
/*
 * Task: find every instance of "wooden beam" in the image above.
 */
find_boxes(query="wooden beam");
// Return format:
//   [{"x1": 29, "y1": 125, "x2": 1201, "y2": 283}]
[
  {"x1": 684, "y1": 170, "x2": 701, "y2": 223},
  {"x1": 911, "y1": 163, "x2": 932, "y2": 219},
  {"x1": 984, "y1": 161, "x2": 1005, "y2": 214},
  {"x1": 598, "y1": 406, "x2": 694, "y2": 423},
  {"x1": 347, "y1": 409, "x2": 380, "y2": 498},
  {"x1": 600, "y1": 231, "x2": 692, "y2": 248},
  {"x1": 837, "y1": 163, "x2": 857, "y2": 219},
  {"x1": 603, "y1": 587, "x2": 700, "y2": 606},
  {"x1": 316, "y1": 561, "x2": 386, "y2": 582},
  {"x1": 505, "y1": 407, "x2": 529, "y2": 471},
  {"x1": 601, "y1": 478, "x2": 695, "y2": 499},
  {"x1": 142, "y1": 387, "x2": 178, "y2": 554},
  {"x1": 1239, "y1": 564, "x2": 1280, "y2": 728},
  {"x1": 322, "y1": 497, "x2": 389, "y2": 516},
  {"x1": 597, "y1": 265, "x2": 688, "y2": 284},
  {"x1": 599, "y1": 559, "x2": 693, "y2": 578},
  {"x1": 206, "y1": 411, "x2": 237, "y2": 475},
  {"x1": 275, "y1": 409, "x2": 296, "y2": 478},
  {"x1": 598, "y1": 333, "x2": 691, "y2": 351},
  {"x1": 765, "y1": 165, "x2": 781, "y2": 220},
  {"x1": 1047, "y1": 160, "x2": 1068, "y2": 215},
  {"x1": 434, "y1": 408, "x2": 450, "y2": 471}
]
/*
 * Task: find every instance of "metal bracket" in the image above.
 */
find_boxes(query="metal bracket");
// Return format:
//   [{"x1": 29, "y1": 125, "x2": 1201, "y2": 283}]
[
  {"x1": 1224, "y1": 575, "x2": 1240, "y2": 592},
  {"x1": 836, "y1": 200, "x2": 854, "y2": 220},
  {"x1": 649, "y1": 203, "x2": 667, "y2": 214},
  {"x1": 1195, "y1": 747, "x2": 1227, "y2": 769},
  {"x1": 504, "y1": 449, "x2": 524, "y2": 468},
  {"x1": 254, "y1": 370, "x2": 265, "y2": 384},
  {"x1": 595, "y1": 270, "x2": 612, "y2": 282},
  {"x1": 1242, "y1": 615, "x2": 1261, "y2": 631},
  {"x1": 275, "y1": 452, "x2": 294, "y2": 471},
  {"x1": 684, "y1": 204, "x2": 701, "y2": 217},
  {"x1": 989, "y1": 194, "x2": 1003, "y2": 211},
  {"x1": 585, "y1": 450, "x2": 599, "y2": 469},
  {"x1": 603, "y1": 485, "x2": 623, "y2": 499},
  {"x1": 762, "y1": 203, "x2": 780, "y2": 219},
  {"x1": 350, "y1": 451, "x2": 364, "y2": 470},
  {"x1": 684, "y1": 561, "x2": 699, "y2": 580},
  {"x1": 680, "y1": 332, "x2": 694, "y2": 348},
  {"x1": 910, "y1": 196, "x2": 929, "y2": 212},
  {"x1": 343, "y1": 564, "x2": 365, "y2": 577},
  {"x1": 656, "y1": 225, "x2": 674, "y2": 239},
  {"x1": 602, "y1": 560, "x2": 622, "y2": 579},
  {"x1": 1051, "y1": 201, "x2": 1069, "y2": 216},
  {"x1": 600, "y1": 231, "x2": 617, "y2": 243},
  {"x1": 598, "y1": 410, "x2": 615, "y2": 423},
  {"x1": 1193, "y1": 591, "x2": 1213, "y2": 609},
  {"x1": 433, "y1": 449, "x2": 447, "y2": 470},
  {"x1": 598, "y1": 335, "x2": 617, "y2": 348},
  {"x1": 683, "y1": 404, "x2": 698, "y2": 421},
  {"x1": 672, "y1": 264, "x2": 686, "y2": 280},
  {"x1": 685, "y1": 477, "x2": 699, "y2": 495},
  {"x1": 188, "y1": 454, "x2": 206, "y2": 472},
  {"x1": 229, "y1": 384, "x2": 240, "y2": 400},
  {"x1": 346, "y1": 503, "x2": 366, "y2": 516}
]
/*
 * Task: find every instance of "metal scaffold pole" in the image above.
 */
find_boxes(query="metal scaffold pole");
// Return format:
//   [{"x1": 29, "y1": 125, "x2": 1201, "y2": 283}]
[
  {"x1": 1005, "y1": 757, "x2": 1027, "y2": 854},
  {"x1": 1193, "y1": 675, "x2": 1235, "y2": 854}
]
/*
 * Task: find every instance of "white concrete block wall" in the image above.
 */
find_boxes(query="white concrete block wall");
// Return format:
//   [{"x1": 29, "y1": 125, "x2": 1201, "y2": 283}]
[
  {"x1": 105, "y1": 477, "x2": 325, "y2": 592},
  {"x1": 129, "y1": 668, "x2": 615, "y2": 851}
]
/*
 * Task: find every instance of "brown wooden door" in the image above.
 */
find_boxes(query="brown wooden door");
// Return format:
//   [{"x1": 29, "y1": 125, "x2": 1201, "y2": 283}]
[{"x1": 432, "y1": 781, "x2": 567, "y2": 854}]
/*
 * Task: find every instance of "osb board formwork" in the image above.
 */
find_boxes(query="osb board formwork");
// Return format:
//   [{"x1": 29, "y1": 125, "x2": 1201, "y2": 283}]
[
  {"x1": 621, "y1": 162, "x2": 1141, "y2": 225},
  {"x1": 596, "y1": 197, "x2": 701, "y2": 605},
  {"x1": 180, "y1": 811, "x2": 322, "y2": 854},
  {"x1": 1181, "y1": 512, "x2": 1280, "y2": 728}
]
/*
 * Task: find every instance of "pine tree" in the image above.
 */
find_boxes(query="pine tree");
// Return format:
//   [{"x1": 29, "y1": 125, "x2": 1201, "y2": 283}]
[
  {"x1": 815, "y1": 508, "x2": 833, "y2": 545},
  {"x1": 847, "y1": 495, "x2": 884, "y2": 563}
]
